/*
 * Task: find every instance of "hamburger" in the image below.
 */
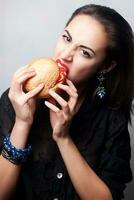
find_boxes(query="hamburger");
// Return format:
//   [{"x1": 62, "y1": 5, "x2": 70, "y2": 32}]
[{"x1": 23, "y1": 57, "x2": 68, "y2": 98}]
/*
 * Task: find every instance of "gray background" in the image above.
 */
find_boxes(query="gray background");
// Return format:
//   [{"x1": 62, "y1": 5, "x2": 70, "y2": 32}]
[{"x1": 0, "y1": 0, "x2": 133, "y2": 199}]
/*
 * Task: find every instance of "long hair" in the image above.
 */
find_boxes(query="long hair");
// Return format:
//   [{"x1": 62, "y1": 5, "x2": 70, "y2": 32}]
[{"x1": 66, "y1": 4, "x2": 134, "y2": 120}]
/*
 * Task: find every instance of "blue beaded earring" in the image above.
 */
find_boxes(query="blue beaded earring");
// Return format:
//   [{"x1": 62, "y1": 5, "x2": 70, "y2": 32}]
[{"x1": 96, "y1": 71, "x2": 106, "y2": 99}]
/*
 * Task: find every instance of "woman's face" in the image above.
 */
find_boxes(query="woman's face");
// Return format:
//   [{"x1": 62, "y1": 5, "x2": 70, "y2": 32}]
[{"x1": 53, "y1": 14, "x2": 108, "y2": 86}]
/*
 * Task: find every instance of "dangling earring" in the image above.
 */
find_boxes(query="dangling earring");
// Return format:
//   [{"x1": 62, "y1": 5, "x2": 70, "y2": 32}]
[{"x1": 95, "y1": 71, "x2": 106, "y2": 99}]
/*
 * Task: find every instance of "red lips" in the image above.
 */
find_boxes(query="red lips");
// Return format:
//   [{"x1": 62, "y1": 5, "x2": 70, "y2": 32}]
[
  {"x1": 56, "y1": 59, "x2": 68, "y2": 73},
  {"x1": 56, "y1": 59, "x2": 68, "y2": 83}
]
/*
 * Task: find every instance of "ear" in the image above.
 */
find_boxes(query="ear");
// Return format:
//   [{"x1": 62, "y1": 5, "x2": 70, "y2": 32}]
[{"x1": 104, "y1": 60, "x2": 117, "y2": 73}]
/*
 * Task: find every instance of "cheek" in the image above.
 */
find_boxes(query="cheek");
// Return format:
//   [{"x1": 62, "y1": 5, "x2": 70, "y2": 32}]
[
  {"x1": 72, "y1": 59, "x2": 101, "y2": 84},
  {"x1": 53, "y1": 39, "x2": 63, "y2": 58},
  {"x1": 73, "y1": 58, "x2": 98, "y2": 77},
  {"x1": 76, "y1": 67, "x2": 96, "y2": 81},
  {"x1": 53, "y1": 45, "x2": 60, "y2": 59}
]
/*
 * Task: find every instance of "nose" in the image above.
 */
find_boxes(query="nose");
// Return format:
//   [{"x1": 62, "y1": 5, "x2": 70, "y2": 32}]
[{"x1": 60, "y1": 45, "x2": 75, "y2": 62}]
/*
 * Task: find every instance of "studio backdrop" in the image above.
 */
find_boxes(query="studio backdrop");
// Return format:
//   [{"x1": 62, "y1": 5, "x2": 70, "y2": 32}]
[{"x1": 0, "y1": 1, "x2": 134, "y2": 199}]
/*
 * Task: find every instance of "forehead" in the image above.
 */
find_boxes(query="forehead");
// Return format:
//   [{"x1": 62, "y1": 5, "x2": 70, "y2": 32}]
[{"x1": 66, "y1": 14, "x2": 108, "y2": 52}]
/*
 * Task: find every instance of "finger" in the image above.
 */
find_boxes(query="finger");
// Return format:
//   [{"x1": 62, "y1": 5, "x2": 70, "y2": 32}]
[
  {"x1": 11, "y1": 71, "x2": 36, "y2": 93},
  {"x1": 16, "y1": 70, "x2": 36, "y2": 85},
  {"x1": 13, "y1": 65, "x2": 29, "y2": 77},
  {"x1": 66, "y1": 80, "x2": 78, "y2": 109},
  {"x1": 24, "y1": 83, "x2": 44, "y2": 102},
  {"x1": 44, "y1": 100, "x2": 60, "y2": 112},
  {"x1": 14, "y1": 66, "x2": 35, "y2": 79},
  {"x1": 48, "y1": 89, "x2": 68, "y2": 108},
  {"x1": 69, "y1": 96, "x2": 78, "y2": 112},
  {"x1": 58, "y1": 83, "x2": 78, "y2": 98},
  {"x1": 58, "y1": 83, "x2": 78, "y2": 110},
  {"x1": 16, "y1": 68, "x2": 35, "y2": 80},
  {"x1": 66, "y1": 79, "x2": 77, "y2": 92}
]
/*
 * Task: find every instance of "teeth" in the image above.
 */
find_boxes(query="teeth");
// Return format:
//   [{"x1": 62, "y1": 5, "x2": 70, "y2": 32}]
[{"x1": 57, "y1": 62, "x2": 62, "y2": 68}]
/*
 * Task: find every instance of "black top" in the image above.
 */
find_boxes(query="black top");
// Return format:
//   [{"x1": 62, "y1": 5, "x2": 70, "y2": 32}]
[{"x1": 0, "y1": 89, "x2": 132, "y2": 200}]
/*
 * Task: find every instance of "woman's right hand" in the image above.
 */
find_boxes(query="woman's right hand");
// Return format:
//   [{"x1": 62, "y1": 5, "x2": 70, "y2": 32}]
[{"x1": 8, "y1": 65, "x2": 44, "y2": 125}]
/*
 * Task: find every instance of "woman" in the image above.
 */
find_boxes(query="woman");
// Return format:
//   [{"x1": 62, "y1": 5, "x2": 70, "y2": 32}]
[{"x1": 0, "y1": 4, "x2": 134, "y2": 200}]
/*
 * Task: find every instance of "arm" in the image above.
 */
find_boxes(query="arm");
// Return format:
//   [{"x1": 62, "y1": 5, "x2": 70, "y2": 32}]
[
  {"x1": 45, "y1": 79, "x2": 112, "y2": 200},
  {"x1": 0, "y1": 66, "x2": 44, "y2": 200},
  {"x1": 0, "y1": 120, "x2": 31, "y2": 200},
  {"x1": 56, "y1": 136, "x2": 112, "y2": 200}
]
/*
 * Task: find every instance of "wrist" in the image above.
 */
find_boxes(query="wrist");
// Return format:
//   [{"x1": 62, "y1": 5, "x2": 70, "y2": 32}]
[
  {"x1": 52, "y1": 127, "x2": 70, "y2": 143},
  {"x1": 15, "y1": 117, "x2": 33, "y2": 128},
  {"x1": 9, "y1": 118, "x2": 32, "y2": 149},
  {"x1": 55, "y1": 135, "x2": 72, "y2": 146},
  {"x1": 2, "y1": 133, "x2": 32, "y2": 165}
]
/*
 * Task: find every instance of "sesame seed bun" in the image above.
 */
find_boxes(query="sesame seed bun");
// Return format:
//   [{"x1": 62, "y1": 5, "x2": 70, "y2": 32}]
[{"x1": 24, "y1": 57, "x2": 67, "y2": 98}]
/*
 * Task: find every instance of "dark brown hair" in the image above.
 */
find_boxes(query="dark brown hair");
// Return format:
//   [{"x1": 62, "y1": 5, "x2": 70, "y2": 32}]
[{"x1": 66, "y1": 4, "x2": 134, "y2": 120}]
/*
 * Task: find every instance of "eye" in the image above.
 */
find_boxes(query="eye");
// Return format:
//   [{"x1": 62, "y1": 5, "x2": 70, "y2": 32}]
[
  {"x1": 81, "y1": 49, "x2": 91, "y2": 58},
  {"x1": 62, "y1": 34, "x2": 71, "y2": 42}
]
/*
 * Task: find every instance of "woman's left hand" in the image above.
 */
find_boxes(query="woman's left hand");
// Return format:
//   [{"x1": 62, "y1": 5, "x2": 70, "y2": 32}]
[{"x1": 44, "y1": 79, "x2": 78, "y2": 142}]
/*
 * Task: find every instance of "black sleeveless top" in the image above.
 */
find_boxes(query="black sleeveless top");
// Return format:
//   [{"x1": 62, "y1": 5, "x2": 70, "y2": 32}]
[{"x1": 0, "y1": 89, "x2": 132, "y2": 200}]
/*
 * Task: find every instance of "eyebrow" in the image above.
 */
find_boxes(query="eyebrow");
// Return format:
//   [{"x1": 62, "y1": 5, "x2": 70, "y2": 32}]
[
  {"x1": 79, "y1": 45, "x2": 96, "y2": 56},
  {"x1": 64, "y1": 29, "x2": 96, "y2": 56},
  {"x1": 65, "y1": 29, "x2": 72, "y2": 40}
]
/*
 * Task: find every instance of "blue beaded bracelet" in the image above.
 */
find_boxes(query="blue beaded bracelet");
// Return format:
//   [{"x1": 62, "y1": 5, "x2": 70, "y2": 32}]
[{"x1": 2, "y1": 133, "x2": 32, "y2": 165}]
